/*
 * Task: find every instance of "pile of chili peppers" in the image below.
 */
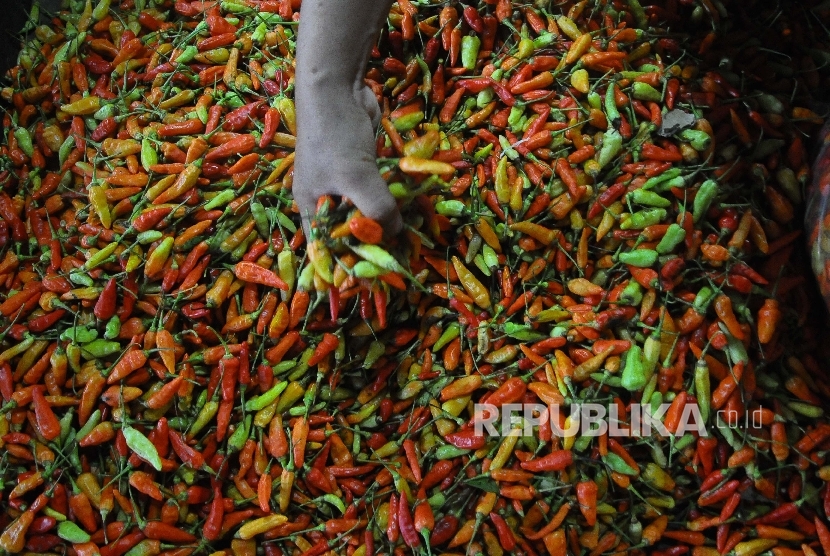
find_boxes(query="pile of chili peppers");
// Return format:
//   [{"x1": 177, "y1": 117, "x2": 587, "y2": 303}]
[{"x1": 1, "y1": 0, "x2": 830, "y2": 554}]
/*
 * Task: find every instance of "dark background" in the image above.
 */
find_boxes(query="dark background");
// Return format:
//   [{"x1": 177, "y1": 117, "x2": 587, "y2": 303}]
[{"x1": 0, "y1": 0, "x2": 62, "y2": 79}]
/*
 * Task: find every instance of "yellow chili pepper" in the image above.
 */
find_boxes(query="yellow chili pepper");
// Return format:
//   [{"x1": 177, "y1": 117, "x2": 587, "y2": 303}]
[{"x1": 451, "y1": 256, "x2": 490, "y2": 309}]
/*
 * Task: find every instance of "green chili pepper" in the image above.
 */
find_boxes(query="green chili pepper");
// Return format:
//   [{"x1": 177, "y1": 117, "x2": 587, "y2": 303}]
[
  {"x1": 167, "y1": 416, "x2": 188, "y2": 431},
  {"x1": 721, "y1": 326, "x2": 749, "y2": 366},
  {"x1": 252, "y1": 21, "x2": 268, "y2": 44},
  {"x1": 219, "y1": 0, "x2": 247, "y2": 12},
  {"x1": 58, "y1": 135, "x2": 75, "y2": 169},
  {"x1": 436, "y1": 445, "x2": 470, "y2": 460},
  {"x1": 597, "y1": 128, "x2": 622, "y2": 169},
  {"x1": 475, "y1": 88, "x2": 494, "y2": 109},
  {"x1": 433, "y1": 322, "x2": 461, "y2": 352},
  {"x1": 573, "y1": 432, "x2": 593, "y2": 452},
  {"x1": 296, "y1": 262, "x2": 315, "y2": 292},
  {"x1": 227, "y1": 415, "x2": 252, "y2": 453},
  {"x1": 649, "y1": 391, "x2": 663, "y2": 418},
  {"x1": 175, "y1": 44, "x2": 198, "y2": 65},
  {"x1": 137, "y1": 230, "x2": 163, "y2": 245},
  {"x1": 123, "y1": 425, "x2": 163, "y2": 471},
  {"x1": 693, "y1": 179, "x2": 718, "y2": 223},
  {"x1": 189, "y1": 400, "x2": 219, "y2": 437},
  {"x1": 272, "y1": 208, "x2": 297, "y2": 234},
  {"x1": 507, "y1": 106, "x2": 525, "y2": 128},
  {"x1": 436, "y1": 200, "x2": 466, "y2": 217},
  {"x1": 245, "y1": 380, "x2": 288, "y2": 412},
  {"x1": 671, "y1": 433, "x2": 696, "y2": 452},
  {"x1": 692, "y1": 286, "x2": 715, "y2": 313},
  {"x1": 351, "y1": 261, "x2": 384, "y2": 280},
  {"x1": 320, "y1": 493, "x2": 347, "y2": 514},
  {"x1": 620, "y1": 345, "x2": 646, "y2": 391},
  {"x1": 60, "y1": 326, "x2": 98, "y2": 344},
  {"x1": 250, "y1": 200, "x2": 269, "y2": 238},
  {"x1": 627, "y1": 0, "x2": 648, "y2": 28},
  {"x1": 393, "y1": 111, "x2": 425, "y2": 132},
  {"x1": 605, "y1": 84, "x2": 621, "y2": 126},
  {"x1": 287, "y1": 348, "x2": 313, "y2": 382},
  {"x1": 85, "y1": 241, "x2": 119, "y2": 270},
  {"x1": 618, "y1": 249, "x2": 658, "y2": 267},
  {"x1": 655, "y1": 223, "x2": 686, "y2": 254},
  {"x1": 620, "y1": 208, "x2": 667, "y2": 230},
  {"x1": 786, "y1": 401, "x2": 824, "y2": 418},
  {"x1": 481, "y1": 244, "x2": 499, "y2": 270},
  {"x1": 642, "y1": 333, "x2": 660, "y2": 384},
  {"x1": 14, "y1": 127, "x2": 34, "y2": 157},
  {"x1": 642, "y1": 168, "x2": 682, "y2": 190},
  {"x1": 694, "y1": 360, "x2": 711, "y2": 422},
  {"x1": 631, "y1": 82, "x2": 662, "y2": 102},
  {"x1": 76, "y1": 409, "x2": 102, "y2": 440},
  {"x1": 363, "y1": 340, "x2": 385, "y2": 369},
  {"x1": 592, "y1": 372, "x2": 622, "y2": 387},
  {"x1": 679, "y1": 129, "x2": 711, "y2": 151},
  {"x1": 58, "y1": 521, "x2": 91, "y2": 543},
  {"x1": 91, "y1": 0, "x2": 112, "y2": 19},
  {"x1": 59, "y1": 408, "x2": 75, "y2": 447},
  {"x1": 140, "y1": 136, "x2": 157, "y2": 171},
  {"x1": 639, "y1": 376, "x2": 657, "y2": 412},
  {"x1": 653, "y1": 178, "x2": 686, "y2": 198},
  {"x1": 272, "y1": 360, "x2": 296, "y2": 376},
  {"x1": 474, "y1": 143, "x2": 494, "y2": 161},
  {"x1": 498, "y1": 135, "x2": 520, "y2": 160},
  {"x1": 587, "y1": 90, "x2": 602, "y2": 111},
  {"x1": 349, "y1": 244, "x2": 406, "y2": 274},
  {"x1": 104, "y1": 316, "x2": 121, "y2": 340},
  {"x1": 93, "y1": 103, "x2": 117, "y2": 120},
  {"x1": 204, "y1": 189, "x2": 236, "y2": 211},
  {"x1": 516, "y1": 37, "x2": 535, "y2": 59},
  {"x1": 532, "y1": 32, "x2": 555, "y2": 49},
  {"x1": 619, "y1": 279, "x2": 645, "y2": 304},
  {"x1": 627, "y1": 188, "x2": 671, "y2": 208},
  {"x1": 473, "y1": 253, "x2": 491, "y2": 276},
  {"x1": 603, "y1": 452, "x2": 638, "y2": 476},
  {"x1": 68, "y1": 268, "x2": 94, "y2": 286}
]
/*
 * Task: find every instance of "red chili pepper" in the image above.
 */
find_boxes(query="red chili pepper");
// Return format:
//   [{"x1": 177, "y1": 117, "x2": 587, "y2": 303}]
[
  {"x1": 397, "y1": 494, "x2": 420, "y2": 548},
  {"x1": 168, "y1": 429, "x2": 205, "y2": 469},
  {"x1": 99, "y1": 530, "x2": 144, "y2": 556},
  {"x1": 520, "y1": 450, "x2": 573, "y2": 472},
  {"x1": 27, "y1": 309, "x2": 66, "y2": 333},
  {"x1": 485, "y1": 377, "x2": 527, "y2": 407},
  {"x1": 490, "y1": 512, "x2": 516, "y2": 550},
  {"x1": 387, "y1": 493, "x2": 400, "y2": 542},
  {"x1": 31, "y1": 387, "x2": 61, "y2": 441},
  {"x1": 443, "y1": 429, "x2": 486, "y2": 450},
  {"x1": 91, "y1": 116, "x2": 118, "y2": 142},
  {"x1": 93, "y1": 277, "x2": 118, "y2": 321},
  {"x1": 698, "y1": 479, "x2": 739, "y2": 506},
  {"x1": 422, "y1": 460, "x2": 454, "y2": 490},
  {"x1": 749, "y1": 502, "x2": 798, "y2": 525},
  {"x1": 203, "y1": 484, "x2": 224, "y2": 541},
  {"x1": 588, "y1": 182, "x2": 626, "y2": 219},
  {"x1": 259, "y1": 107, "x2": 280, "y2": 148}
]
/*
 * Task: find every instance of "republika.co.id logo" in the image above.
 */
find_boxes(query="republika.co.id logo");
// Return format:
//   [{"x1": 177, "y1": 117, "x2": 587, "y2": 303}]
[{"x1": 472, "y1": 402, "x2": 710, "y2": 438}]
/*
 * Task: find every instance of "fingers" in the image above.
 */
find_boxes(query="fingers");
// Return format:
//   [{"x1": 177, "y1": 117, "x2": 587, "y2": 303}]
[
  {"x1": 348, "y1": 181, "x2": 403, "y2": 237},
  {"x1": 295, "y1": 173, "x2": 402, "y2": 240},
  {"x1": 357, "y1": 85, "x2": 382, "y2": 130}
]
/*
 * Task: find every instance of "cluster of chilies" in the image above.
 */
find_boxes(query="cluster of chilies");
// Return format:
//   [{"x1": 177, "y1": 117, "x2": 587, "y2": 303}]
[{"x1": 0, "y1": 0, "x2": 829, "y2": 555}]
